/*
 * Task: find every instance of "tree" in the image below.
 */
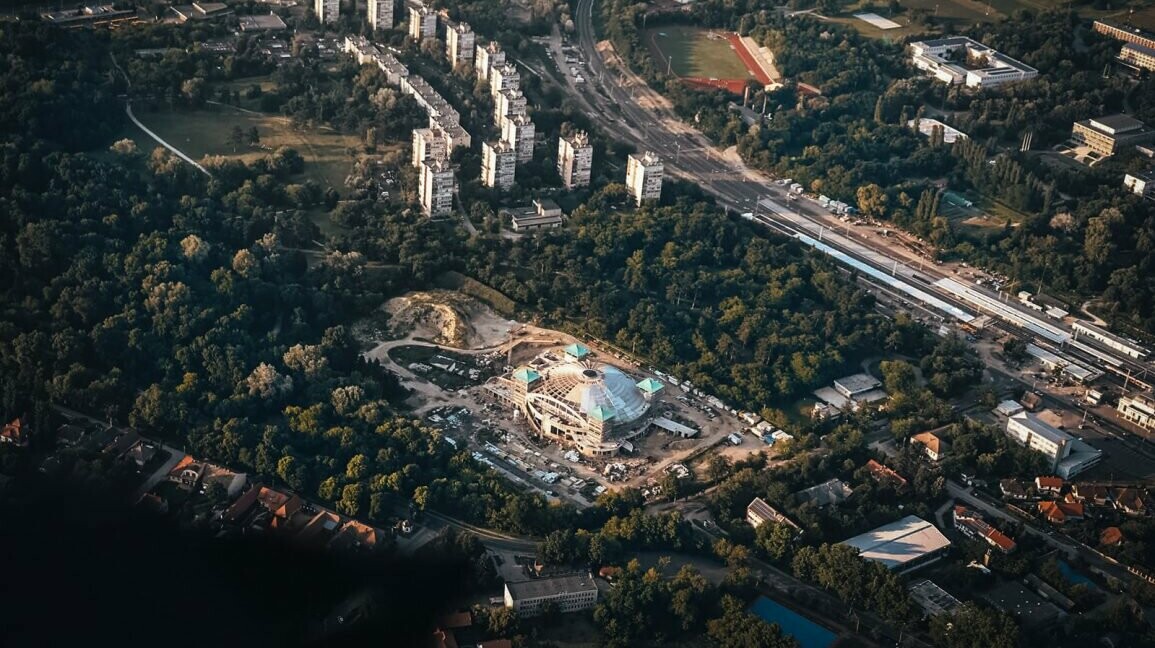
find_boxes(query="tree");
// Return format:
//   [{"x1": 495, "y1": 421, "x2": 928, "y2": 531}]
[
  {"x1": 880, "y1": 359, "x2": 916, "y2": 395},
  {"x1": 226, "y1": 125, "x2": 247, "y2": 152},
  {"x1": 856, "y1": 183, "x2": 889, "y2": 220},
  {"x1": 706, "y1": 595, "x2": 798, "y2": 648},
  {"x1": 929, "y1": 603, "x2": 1020, "y2": 648},
  {"x1": 755, "y1": 522, "x2": 798, "y2": 564},
  {"x1": 338, "y1": 482, "x2": 364, "y2": 516}
]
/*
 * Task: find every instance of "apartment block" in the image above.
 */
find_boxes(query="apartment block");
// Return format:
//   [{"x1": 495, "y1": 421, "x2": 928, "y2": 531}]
[
  {"x1": 557, "y1": 130, "x2": 592, "y2": 189},
  {"x1": 626, "y1": 151, "x2": 663, "y2": 205},
  {"x1": 501, "y1": 114, "x2": 535, "y2": 163},
  {"x1": 446, "y1": 21, "x2": 475, "y2": 65},
  {"x1": 367, "y1": 0, "x2": 392, "y2": 29},
  {"x1": 407, "y1": 2, "x2": 436, "y2": 41},
  {"x1": 412, "y1": 127, "x2": 447, "y2": 168},
  {"x1": 1094, "y1": 19, "x2": 1155, "y2": 51},
  {"x1": 475, "y1": 41, "x2": 505, "y2": 82},
  {"x1": 490, "y1": 63, "x2": 520, "y2": 98},
  {"x1": 482, "y1": 140, "x2": 516, "y2": 190},
  {"x1": 419, "y1": 157, "x2": 455, "y2": 218},
  {"x1": 314, "y1": 0, "x2": 338, "y2": 24},
  {"x1": 495, "y1": 87, "x2": 527, "y2": 125}
]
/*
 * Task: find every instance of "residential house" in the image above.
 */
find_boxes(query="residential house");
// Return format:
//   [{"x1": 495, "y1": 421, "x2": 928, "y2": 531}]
[
  {"x1": 125, "y1": 441, "x2": 158, "y2": 468},
  {"x1": 1100, "y1": 526, "x2": 1124, "y2": 547},
  {"x1": 794, "y1": 479, "x2": 853, "y2": 507},
  {"x1": 1039, "y1": 500, "x2": 1084, "y2": 524},
  {"x1": 746, "y1": 497, "x2": 801, "y2": 531},
  {"x1": 328, "y1": 520, "x2": 380, "y2": 553},
  {"x1": 865, "y1": 459, "x2": 908, "y2": 490},
  {"x1": 1001, "y1": 479, "x2": 1029, "y2": 500},
  {"x1": 1, "y1": 417, "x2": 30, "y2": 447},
  {"x1": 55, "y1": 423, "x2": 87, "y2": 448},
  {"x1": 911, "y1": 431, "x2": 949, "y2": 461},
  {"x1": 1113, "y1": 488, "x2": 1148, "y2": 516},
  {"x1": 953, "y1": 505, "x2": 1017, "y2": 553},
  {"x1": 1035, "y1": 476, "x2": 1063, "y2": 495},
  {"x1": 1070, "y1": 483, "x2": 1110, "y2": 506}
]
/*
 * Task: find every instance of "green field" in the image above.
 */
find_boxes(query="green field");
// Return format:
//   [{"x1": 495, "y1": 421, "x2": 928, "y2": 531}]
[
  {"x1": 839, "y1": 0, "x2": 1155, "y2": 38},
  {"x1": 644, "y1": 26, "x2": 749, "y2": 79},
  {"x1": 131, "y1": 104, "x2": 363, "y2": 192}
]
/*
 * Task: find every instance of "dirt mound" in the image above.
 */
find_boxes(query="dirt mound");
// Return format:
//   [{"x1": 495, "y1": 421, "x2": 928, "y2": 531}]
[{"x1": 383, "y1": 291, "x2": 515, "y2": 349}]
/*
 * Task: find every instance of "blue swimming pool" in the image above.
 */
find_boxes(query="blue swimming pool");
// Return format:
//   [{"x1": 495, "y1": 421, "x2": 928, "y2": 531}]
[
  {"x1": 749, "y1": 596, "x2": 838, "y2": 648},
  {"x1": 1057, "y1": 560, "x2": 1094, "y2": 587}
]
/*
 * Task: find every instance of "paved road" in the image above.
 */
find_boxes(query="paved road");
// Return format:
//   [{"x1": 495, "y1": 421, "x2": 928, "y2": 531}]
[{"x1": 132, "y1": 445, "x2": 187, "y2": 501}]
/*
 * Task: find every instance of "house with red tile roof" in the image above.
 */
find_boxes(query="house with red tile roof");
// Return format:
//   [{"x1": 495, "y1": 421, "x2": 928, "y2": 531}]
[
  {"x1": 865, "y1": 459, "x2": 908, "y2": 490},
  {"x1": 1113, "y1": 488, "x2": 1148, "y2": 516},
  {"x1": 1070, "y1": 483, "x2": 1110, "y2": 506},
  {"x1": 1100, "y1": 526, "x2": 1124, "y2": 547},
  {"x1": 953, "y1": 505, "x2": 1017, "y2": 553},
  {"x1": 911, "y1": 431, "x2": 949, "y2": 461},
  {"x1": 1039, "y1": 500, "x2": 1084, "y2": 524},
  {"x1": 1035, "y1": 476, "x2": 1063, "y2": 495}
]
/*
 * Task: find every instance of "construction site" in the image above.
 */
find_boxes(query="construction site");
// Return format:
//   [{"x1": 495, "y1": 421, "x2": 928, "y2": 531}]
[{"x1": 360, "y1": 291, "x2": 789, "y2": 507}]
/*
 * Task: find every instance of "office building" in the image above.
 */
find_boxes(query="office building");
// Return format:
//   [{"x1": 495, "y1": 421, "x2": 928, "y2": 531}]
[
  {"x1": 1071, "y1": 114, "x2": 1154, "y2": 157},
  {"x1": 407, "y1": 2, "x2": 436, "y2": 41},
  {"x1": 490, "y1": 63, "x2": 520, "y2": 98},
  {"x1": 501, "y1": 113, "x2": 535, "y2": 163},
  {"x1": 503, "y1": 573, "x2": 598, "y2": 616},
  {"x1": 1120, "y1": 42, "x2": 1155, "y2": 71},
  {"x1": 909, "y1": 37, "x2": 1037, "y2": 88},
  {"x1": 1005, "y1": 412, "x2": 1102, "y2": 479},
  {"x1": 1124, "y1": 169, "x2": 1155, "y2": 200},
  {"x1": 446, "y1": 21, "x2": 475, "y2": 66},
  {"x1": 1094, "y1": 19, "x2": 1155, "y2": 51},
  {"x1": 1118, "y1": 391, "x2": 1155, "y2": 431},
  {"x1": 412, "y1": 127, "x2": 447, "y2": 168},
  {"x1": 475, "y1": 41, "x2": 505, "y2": 82},
  {"x1": 503, "y1": 199, "x2": 564, "y2": 232},
  {"x1": 367, "y1": 0, "x2": 392, "y2": 30},
  {"x1": 626, "y1": 151, "x2": 663, "y2": 205},
  {"x1": 419, "y1": 157, "x2": 455, "y2": 218},
  {"x1": 558, "y1": 130, "x2": 593, "y2": 189},
  {"x1": 481, "y1": 140, "x2": 516, "y2": 190},
  {"x1": 314, "y1": 0, "x2": 338, "y2": 24},
  {"x1": 495, "y1": 87, "x2": 527, "y2": 125}
]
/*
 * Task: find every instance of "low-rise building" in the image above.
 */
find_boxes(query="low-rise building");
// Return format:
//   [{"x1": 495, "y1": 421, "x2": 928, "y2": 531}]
[
  {"x1": 864, "y1": 459, "x2": 908, "y2": 490},
  {"x1": 503, "y1": 198, "x2": 564, "y2": 232},
  {"x1": 1001, "y1": 479, "x2": 1029, "y2": 500},
  {"x1": 911, "y1": 430, "x2": 949, "y2": 462},
  {"x1": 1120, "y1": 42, "x2": 1155, "y2": 71},
  {"x1": 795, "y1": 478, "x2": 853, "y2": 507},
  {"x1": 238, "y1": 14, "x2": 287, "y2": 31},
  {"x1": 1118, "y1": 391, "x2": 1155, "y2": 431},
  {"x1": 503, "y1": 573, "x2": 599, "y2": 616},
  {"x1": 1, "y1": 417, "x2": 29, "y2": 447},
  {"x1": 746, "y1": 497, "x2": 801, "y2": 531},
  {"x1": 1071, "y1": 114, "x2": 1155, "y2": 157},
  {"x1": 1113, "y1": 487, "x2": 1148, "y2": 515},
  {"x1": 1035, "y1": 476, "x2": 1063, "y2": 495},
  {"x1": 1039, "y1": 500, "x2": 1084, "y2": 524},
  {"x1": 841, "y1": 515, "x2": 951, "y2": 573},
  {"x1": 626, "y1": 151, "x2": 662, "y2": 205},
  {"x1": 909, "y1": 37, "x2": 1037, "y2": 88},
  {"x1": 1124, "y1": 169, "x2": 1155, "y2": 200},
  {"x1": 1094, "y1": 19, "x2": 1155, "y2": 52},
  {"x1": 1006, "y1": 412, "x2": 1102, "y2": 479},
  {"x1": 953, "y1": 505, "x2": 1017, "y2": 553}
]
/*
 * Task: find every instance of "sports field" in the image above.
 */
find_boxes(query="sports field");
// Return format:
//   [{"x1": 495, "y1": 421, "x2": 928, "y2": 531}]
[{"x1": 645, "y1": 27, "x2": 753, "y2": 88}]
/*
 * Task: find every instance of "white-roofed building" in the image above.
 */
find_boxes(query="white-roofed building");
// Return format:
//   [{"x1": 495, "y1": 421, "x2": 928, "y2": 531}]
[
  {"x1": 840, "y1": 515, "x2": 951, "y2": 572},
  {"x1": 504, "y1": 573, "x2": 598, "y2": 616},
  {"x1": 1006, "y1": 412, "x2": 1102, "y2": 479}
]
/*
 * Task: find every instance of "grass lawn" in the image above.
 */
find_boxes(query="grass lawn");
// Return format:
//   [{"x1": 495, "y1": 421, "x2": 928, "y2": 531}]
[
  {"x1": 644, "y1": 26, "x2": 750, "y2": 80},
  {"x1": 841, "y1": 0, "x2": 1155, "y2": 37},
  {"x1": 131, "y1": 103, "x2": 362, "y2": 192}
]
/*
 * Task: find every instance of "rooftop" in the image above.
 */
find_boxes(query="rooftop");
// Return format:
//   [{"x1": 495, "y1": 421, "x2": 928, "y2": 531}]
[
  {"x1": 747, "y1": 497, "x2": 800, "y2": 529},
  {"x1": 1087, "y1": 113, "x2": 1146, "y2": 134},
  {"x1": 833, "y1": 373, "x2": 882, "y2": 395},
  {"x1": 1009, "y1": 412, "x2": 1072, "y2": 446},
  {"x1": 795, "y1": 478, "x2": 853, "y2": 507},
  {"x1": 841, "y1": 515, "x2": 951, "y2": 570},
  {"x1": 505, "y1": 573, "x2": 596, "y2": 601},
  {"x1": 636, "y1": 378, "x2": 664, "y2": 394},
  {"x1": 911, "y1": 431, "x2": 948, "y2": 454}
]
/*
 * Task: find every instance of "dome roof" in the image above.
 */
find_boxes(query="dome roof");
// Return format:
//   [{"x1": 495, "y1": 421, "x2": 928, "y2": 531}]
[{"x1": 542, "y1": 362, "x2": 650, "y2": 425}]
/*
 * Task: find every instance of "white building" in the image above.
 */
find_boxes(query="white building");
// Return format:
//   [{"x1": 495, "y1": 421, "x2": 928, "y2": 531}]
[
  {"x1": 841, "y1": 516, "x2": 951, "y2": 573},
  {"x1": 558, "y1": 130, "x2": 593, "y2": 189},
  {"x1": 503, "y1": 574, "x2": 598, "y2": 616},
  {"x1": 501, "y1": 113, "x2": 535, "y2": 163},
  {"x1": 446, "y1": 21, "x2": 475, "y2": 66},
  {"x1": 367, "y1": 0, "x2": 392, "y2": 29},
  {"x1": 1118, "y1": 392, "x2": 1155, "y2": 431},
  {"x1": 626, "y1": 151, "x2": 662, "y2": 205},
  {"x1": 746, "y1": 497, "x2": 801, "y2": 531},
  {"x1": 1005, "y1": 412, "x2": 1102, "y2": 479},
  {"x1": 504, "y1": 198, "x2": 564, "y2": 232},
  {"x1": 407, "y1": 2, "x2": 436, "y2": 41},
  {"x1": 1124, "y1": 169, "x2": 1155, "y2": 201},
  {"x1": 482, "y1": 140, "x2": 516, "y2": 190},
  {"x1": 314, "y1": 0, "x2": 338, "y2": 24},
  {"x1": 495, "y1": 87, "x2": 528, "y2": 125},
  {"x1": 419, "y1": 157, "x2": 455, "y2": 218},
  {"x1": 411, "y1": 127, "x2": 447, "y2": 168},
  {"x1": 475, "y1": 41, "x2": 505, "y2": 82},
  {"x1": 910, "y1": 37, "x2": 1037, "y2": 89},
  {"x1": 490, "y1": 63, "x2": 520, "y2": 98}
]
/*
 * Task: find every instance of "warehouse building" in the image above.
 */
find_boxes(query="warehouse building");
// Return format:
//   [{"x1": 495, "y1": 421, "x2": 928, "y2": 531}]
[{"x1": 840, "y1": 516, "x2": 951, "y2": 573}]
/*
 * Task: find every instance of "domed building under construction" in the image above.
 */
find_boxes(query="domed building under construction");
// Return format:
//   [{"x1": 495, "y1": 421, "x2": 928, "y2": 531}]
[{"x1": 486, "y1": 343, "x2": 662, "y2": 457}]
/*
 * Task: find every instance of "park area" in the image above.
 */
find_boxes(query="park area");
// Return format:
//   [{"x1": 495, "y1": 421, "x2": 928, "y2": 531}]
[
  {"x1": 644, "y1": 26, "x2": 769, "y2": 93},
  {"x1": 126, "y1": 103, "x2": 363, "y2": 192}
]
